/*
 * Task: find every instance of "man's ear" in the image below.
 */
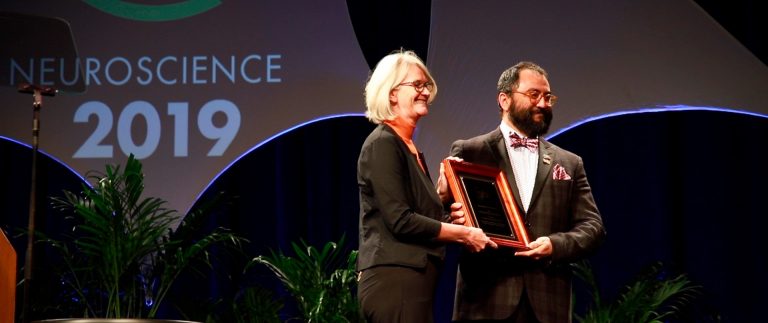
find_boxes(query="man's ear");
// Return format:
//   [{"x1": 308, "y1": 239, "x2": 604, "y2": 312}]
[{"x1": 498, "y1": 92, "x2": 510, "y2": 111}]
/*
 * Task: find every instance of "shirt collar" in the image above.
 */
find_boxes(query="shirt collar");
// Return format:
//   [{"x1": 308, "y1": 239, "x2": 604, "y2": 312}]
[{"x1": 500, "y1": 121, "x2": 535, "y2": 142}]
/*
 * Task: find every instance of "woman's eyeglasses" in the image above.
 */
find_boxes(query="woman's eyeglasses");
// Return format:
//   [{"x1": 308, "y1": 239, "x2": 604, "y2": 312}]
[{"x1": 397, "y1": 80, "x2": 435, "y2": 92}]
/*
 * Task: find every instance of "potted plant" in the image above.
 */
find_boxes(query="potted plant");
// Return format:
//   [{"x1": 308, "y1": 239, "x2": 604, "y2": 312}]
[
  {"x1": 572, "y1": 260, "x2": 701, "y2": 323},
  {"x1": 40, "y1": 154, "x2": 244, "y2": 321},
  {"x1": 249, "y1": 236, "x2": 362, "y2": 322}
]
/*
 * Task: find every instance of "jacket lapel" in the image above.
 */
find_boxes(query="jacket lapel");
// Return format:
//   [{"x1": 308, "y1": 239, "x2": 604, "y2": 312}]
[
  {"x1": 529, "y1": 139, "x2": 554, "y2": 212},
  {"x1": 382, "y1": 125, "x2": 441, "y2": 206},
  {"x1": 417, "y1": 151, "x2": 442, "y2": 206},
  {"x1": 485, "y1": 129, "x2": 525, "y2": 213}
]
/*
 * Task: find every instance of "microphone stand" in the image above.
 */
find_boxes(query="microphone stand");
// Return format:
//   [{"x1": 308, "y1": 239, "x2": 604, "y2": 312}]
[
  {"x1": 18, "y1": 83, "x2": 57, "y2": 323},
  {"x1": 2, "y1": 12, "x2": 83, "y2": 322}
]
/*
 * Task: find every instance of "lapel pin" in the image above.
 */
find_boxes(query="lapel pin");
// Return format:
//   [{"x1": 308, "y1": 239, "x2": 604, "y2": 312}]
[{"x1": 543, "y1": 154, "x2": 552, "y2": 165}]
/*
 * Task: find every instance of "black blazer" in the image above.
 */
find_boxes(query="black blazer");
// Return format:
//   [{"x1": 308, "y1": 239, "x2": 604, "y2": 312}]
[
  {"x1": 451, "y1": 128, "x2": 606, "y2": 323},
  {"x1": 357, "y1": 124, "x2": 447, "y2": 271}
]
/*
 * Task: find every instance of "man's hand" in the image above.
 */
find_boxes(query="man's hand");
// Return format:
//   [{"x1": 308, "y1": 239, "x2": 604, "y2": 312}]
[{"x1": 515, "y1": 236, "x2": 552, "y2": 260}]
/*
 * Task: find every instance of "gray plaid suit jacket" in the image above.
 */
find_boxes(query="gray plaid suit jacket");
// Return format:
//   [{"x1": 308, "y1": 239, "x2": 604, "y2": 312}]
[{"x1": 450, "y1": 128, "x2": 605, "y2": 323}]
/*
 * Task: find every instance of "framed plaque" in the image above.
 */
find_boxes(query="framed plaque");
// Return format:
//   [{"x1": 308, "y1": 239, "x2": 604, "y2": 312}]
[{"x1": 442, "y1": 159, "x2": 530, "y2": 249}]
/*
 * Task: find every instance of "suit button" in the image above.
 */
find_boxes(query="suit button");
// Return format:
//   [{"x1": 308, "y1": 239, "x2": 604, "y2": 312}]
[{"x1": 525, "y1": 221, "x2": 532, "y2": 228}]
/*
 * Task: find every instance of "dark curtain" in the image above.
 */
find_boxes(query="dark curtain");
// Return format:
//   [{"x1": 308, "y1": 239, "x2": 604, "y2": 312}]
[
  {"x1": 3, "y1": 109, "x2": 767, "y2": 321},
  {"x1": 551, "y1": 109, "x2": 768, "y2": 322},
  {"x1": 0, "y1": 137, "x2": 88, "y2": 319}
]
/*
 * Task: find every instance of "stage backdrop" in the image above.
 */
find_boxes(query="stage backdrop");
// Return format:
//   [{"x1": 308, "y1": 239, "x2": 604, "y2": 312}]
[
  {"x1": 1, "y1": 1, "x2": 767, "y2": 322},
  {"x1": 419, "y1": 0, "x2": 768, "y2": 176},
  {"x1": 1, "y1": 0, "x2": 370, "y2": 214},
  {"x1": 2, "y1": 0, "x2": 767, "y2": 214}
]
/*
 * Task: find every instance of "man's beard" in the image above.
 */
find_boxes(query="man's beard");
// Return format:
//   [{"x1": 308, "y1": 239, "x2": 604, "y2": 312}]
[{"x1": 508, "y1": 102, "x2": 553, "y2": 138}]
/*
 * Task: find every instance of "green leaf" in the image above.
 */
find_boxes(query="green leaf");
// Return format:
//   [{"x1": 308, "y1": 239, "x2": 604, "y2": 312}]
[
  {"x1": 46, "y1": 154, "x2": 245, "y2": 318},
  {"x1": 574, "y1": 260, "x2": 701, "y2": 323},
  {"x1": 249, "y1": 235, "x2": 363, "y2": 322}
]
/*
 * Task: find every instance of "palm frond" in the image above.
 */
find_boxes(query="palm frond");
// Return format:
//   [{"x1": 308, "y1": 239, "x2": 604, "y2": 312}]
[
  {"x1": 574, "y1": 260, "x2": 700, "y2": 323},
  {"x1": 249, "y1": 236, "x2": 363, "y2": 322},
  {"x1": 46, "y1": 154, "x2": 245, "y2": 318}
]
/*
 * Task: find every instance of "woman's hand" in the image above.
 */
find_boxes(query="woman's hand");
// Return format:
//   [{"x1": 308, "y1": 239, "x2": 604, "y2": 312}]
[
  {"x1": 463, "y1": 227, "x2": 498, "y2": 252},
  {"x1": 436, "y1": 156, "x2": 463, "y2": 202},
  {"x1": 449, "y1": 202, "x2": 465, "y2": 224}
]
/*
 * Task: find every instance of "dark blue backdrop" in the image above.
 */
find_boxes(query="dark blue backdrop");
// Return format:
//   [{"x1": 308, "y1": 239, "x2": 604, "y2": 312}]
[{"x1": 4, "y1": 109, "x2": 767, "y2": 321}]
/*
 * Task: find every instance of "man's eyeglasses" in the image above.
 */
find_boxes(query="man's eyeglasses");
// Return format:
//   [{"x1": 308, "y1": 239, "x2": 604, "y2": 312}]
[
  {"x1": 511, "y1": 89, "x2": 557, "y2": 106},
  {"x1": 397, "y1": 80, "x2": 434, "y2": 92}
]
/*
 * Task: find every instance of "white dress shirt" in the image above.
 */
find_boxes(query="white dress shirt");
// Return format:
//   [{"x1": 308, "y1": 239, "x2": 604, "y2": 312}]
[{"x1": 500, "y1": 122, "x2": 538, "y2": 212}]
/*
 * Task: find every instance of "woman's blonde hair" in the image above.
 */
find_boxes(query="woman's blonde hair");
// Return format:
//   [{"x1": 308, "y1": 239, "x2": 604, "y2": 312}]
[{"x1": 364, "y1": 50, "x2": 437, "y2": 124}]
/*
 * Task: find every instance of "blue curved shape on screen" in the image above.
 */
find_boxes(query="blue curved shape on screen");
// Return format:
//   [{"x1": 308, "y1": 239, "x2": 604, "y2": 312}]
[
  {"x1": 546, "y1": 105, "x2": 768, "y2": 140},
  {"x1": 0, "y1": 135, "x2": 89, "y2": 186},
  {"x1": 191, "y1": 105, "x2": 768, "y2": 211},
  {"x1": 191, "y1": 113, "x2": 366, "y2": 208}
]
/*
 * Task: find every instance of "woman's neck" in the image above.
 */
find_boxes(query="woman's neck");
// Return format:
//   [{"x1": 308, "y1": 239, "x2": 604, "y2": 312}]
[
  {"x1": 385, "y1": 118, "x2": 415, "y2": 142},
  {"x1": 385, "y1": 119, "x2": 418, "y2": 153}
]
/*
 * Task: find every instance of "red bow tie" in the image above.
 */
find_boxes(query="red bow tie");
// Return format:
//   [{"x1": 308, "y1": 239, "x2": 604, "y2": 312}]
[{"x1": 509, "y1": 133, "x2": 538, "y2": 152}]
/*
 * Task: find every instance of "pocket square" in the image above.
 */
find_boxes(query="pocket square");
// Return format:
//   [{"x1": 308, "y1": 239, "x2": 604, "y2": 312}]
[{"x1": 552, "y1": 163, "x2": 571, "y2": 180}]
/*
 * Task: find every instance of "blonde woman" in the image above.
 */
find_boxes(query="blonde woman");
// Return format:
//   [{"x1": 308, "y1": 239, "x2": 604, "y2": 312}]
[{"x1": 356, "y1": 50, "x2": 496, "y2": 323}]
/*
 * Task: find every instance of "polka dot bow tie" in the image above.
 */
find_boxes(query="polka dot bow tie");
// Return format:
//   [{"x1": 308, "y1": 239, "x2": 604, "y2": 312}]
[{"x1": 509, "y1": 133, "x2": 538, "y2": 152}]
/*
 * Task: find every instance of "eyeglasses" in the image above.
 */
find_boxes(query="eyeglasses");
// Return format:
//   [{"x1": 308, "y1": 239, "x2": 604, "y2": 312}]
[
  {"x1": 511, "y1": 89, "x2": 557, "y2": 106},
  {"x1": 397, "y1": 80, "x2": 434, "y2": 92}
]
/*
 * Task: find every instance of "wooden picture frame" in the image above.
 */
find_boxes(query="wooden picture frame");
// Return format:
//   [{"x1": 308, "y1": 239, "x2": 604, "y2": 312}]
[{"x1": 442, "y1": 159, "x2": 530, "y2": 249}]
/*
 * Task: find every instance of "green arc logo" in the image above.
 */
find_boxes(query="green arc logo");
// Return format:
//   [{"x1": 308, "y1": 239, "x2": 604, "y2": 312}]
[{"x1": 83, "y1": 0, "x2": 222, "y2": 22}]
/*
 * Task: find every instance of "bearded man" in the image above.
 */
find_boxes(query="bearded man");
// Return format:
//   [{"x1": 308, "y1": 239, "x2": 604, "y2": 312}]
[{"x1": 446, "y1": 61, "x2": 606, "y2": 323}]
